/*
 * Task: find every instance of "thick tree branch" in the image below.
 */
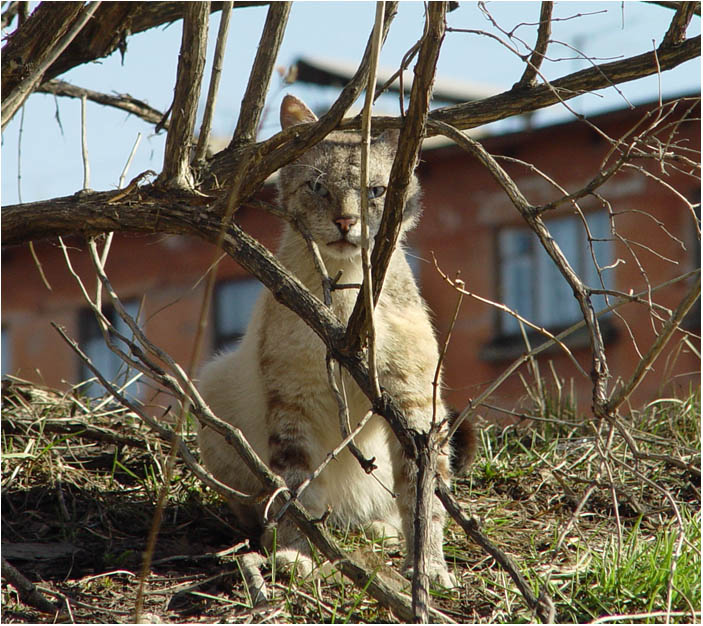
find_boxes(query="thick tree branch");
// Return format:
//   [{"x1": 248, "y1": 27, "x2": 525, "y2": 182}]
[
  {"x1": 424, "y1": 35, "x2": 700, "y2": 130},
  {"x1": 1, "y1": 2, "x2": 101, "y2": 130},
  {"x1": 1, "y1": 558, "x2": 59, "y2": 616},
  {"x1": 661, "y1": 1, "x2": 697, "y2": 47},
  {"x1": 160, "y1": 2, "x2": 209, "y2": 189},
  {"x1": 201, "y1": 34, "x2": 699, "y2": 199},
  {"x1": 230, "y1": 1, "x2": 291, "y2": 148},
  {"x1": 1, "y1": 2, "x2": 267, "y2": 130},
  {"x1": 646, "y1": 1, "x2": 700, "y2": 17}
]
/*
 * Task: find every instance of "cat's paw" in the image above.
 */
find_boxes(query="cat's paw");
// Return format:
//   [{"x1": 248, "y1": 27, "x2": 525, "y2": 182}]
[
  {"x1": 430, "y1": 563, "x2": 458, "y2": 589},
  {"x1": 364, "y1": 520, "x2": 403, "y2": 550},
  {"x1": 402, "y1": 562, "x2": 458, "y2": 589},
  {"x1": 272, "y1": 548, "x2": 314, "y2": 579}
]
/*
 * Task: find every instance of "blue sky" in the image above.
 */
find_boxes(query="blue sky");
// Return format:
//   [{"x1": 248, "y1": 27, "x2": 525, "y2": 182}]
[{"x1": 1, "y1": 1, "x2": 700, "y2": 205}]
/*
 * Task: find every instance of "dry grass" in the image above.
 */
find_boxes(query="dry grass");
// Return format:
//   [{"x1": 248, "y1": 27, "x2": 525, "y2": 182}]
[{"x1": 1, "y1": 377, "x2": 700, "y2": 623}]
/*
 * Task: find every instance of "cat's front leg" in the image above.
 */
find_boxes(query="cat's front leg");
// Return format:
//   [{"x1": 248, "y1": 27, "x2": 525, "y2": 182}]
[
  {"x1": 388, "y1": 403, "x2": 457, "y2": 588},
  {"x1": 261, "y1": 399, "x2": 328, "y2": 577}
]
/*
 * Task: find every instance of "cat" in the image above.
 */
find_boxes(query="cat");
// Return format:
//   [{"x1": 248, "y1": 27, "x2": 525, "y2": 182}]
[{"x1": 198, "y1": 94, "x2": 475, "y2": 587}]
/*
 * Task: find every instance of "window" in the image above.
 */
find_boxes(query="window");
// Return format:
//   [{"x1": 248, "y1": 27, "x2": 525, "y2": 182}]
[
  {"x1": 79, "y1": 301, "x2": 141, "y2": 399},
  {"x1": 213, "y1": 279, "x2": 262, "y2": 351},
  {"x1": 498, "y1": 212, "x2": 613, "y2": 336}
]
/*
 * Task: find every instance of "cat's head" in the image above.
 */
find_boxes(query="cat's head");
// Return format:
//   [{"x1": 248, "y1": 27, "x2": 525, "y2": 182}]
[{"x1": 277, "y1": 95, "x2": 421, "y2": 262}]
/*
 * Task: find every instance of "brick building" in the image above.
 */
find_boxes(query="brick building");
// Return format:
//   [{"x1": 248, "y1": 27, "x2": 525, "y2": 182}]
[{"x1": 2, "y1": 96, "x2": 700, "y2": 419}]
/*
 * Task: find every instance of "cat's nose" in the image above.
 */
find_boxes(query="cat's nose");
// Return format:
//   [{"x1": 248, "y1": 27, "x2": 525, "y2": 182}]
[{"x1": 334, "y1": 216, "x2": 357, "y2": 234}]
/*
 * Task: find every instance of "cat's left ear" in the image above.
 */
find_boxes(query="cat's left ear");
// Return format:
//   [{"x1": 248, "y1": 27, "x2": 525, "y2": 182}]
[{"x1": 280, "y1": 94, "x2": 318, "y2": 129}]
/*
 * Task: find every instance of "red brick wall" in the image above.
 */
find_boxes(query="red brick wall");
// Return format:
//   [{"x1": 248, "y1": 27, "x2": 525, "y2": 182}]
[
  {"x1": 3, "y1": 99, "x2": 699, "y2": 419},
  {"x1": 414, "y1": 100, "x2": 700, "y2": 417}
]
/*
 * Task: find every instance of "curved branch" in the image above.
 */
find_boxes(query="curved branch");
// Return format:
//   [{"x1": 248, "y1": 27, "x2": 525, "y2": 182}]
[
  {"x1": 427, "y1": 35, "x2": 700, "y2": 130},
  {"x1": 1, "y1": 2, "x2": 102, "y2": 130},
  {"x1": 202, "y1": 34, "x2": 700, "y2": 196},
  {"x1": 36, "y1": 79, "x2": 167, "y2": 128},
  {"x1": 514, "y1": 1, "x2": 553, "y2": 89}
]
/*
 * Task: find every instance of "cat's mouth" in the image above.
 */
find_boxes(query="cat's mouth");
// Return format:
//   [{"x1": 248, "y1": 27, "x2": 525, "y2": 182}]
[{"x1": 327, "y1": 239, "x2": 358, "y2": 251}]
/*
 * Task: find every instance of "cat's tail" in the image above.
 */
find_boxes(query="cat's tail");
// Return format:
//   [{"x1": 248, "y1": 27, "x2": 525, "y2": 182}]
[{"x1": 448, "y1": 408, "x2": 478, "y2": 476}]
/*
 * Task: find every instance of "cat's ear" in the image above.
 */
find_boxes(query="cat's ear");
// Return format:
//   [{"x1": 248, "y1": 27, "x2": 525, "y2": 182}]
[{"x1": 280, "y1": 95, "x2": 318, "y2": 129}]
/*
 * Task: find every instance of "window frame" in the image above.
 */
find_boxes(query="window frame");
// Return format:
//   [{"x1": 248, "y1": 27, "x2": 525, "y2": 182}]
[
  {"x1": 78, "y1": 300, "x2": 141, "y2": 398},
  {"x1": 494, "y1": 211, "x2": 614, "y2": 339},
  {"x1": 212, "y1": 278, "x2": 262, "y2": 352}
]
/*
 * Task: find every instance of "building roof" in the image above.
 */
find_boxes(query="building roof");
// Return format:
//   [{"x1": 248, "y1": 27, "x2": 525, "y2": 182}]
[{"x1": 292, "y1": 56, "x2": 500, "y2": 105}]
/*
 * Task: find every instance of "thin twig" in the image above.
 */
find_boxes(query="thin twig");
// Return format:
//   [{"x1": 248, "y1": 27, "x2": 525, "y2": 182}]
[
  {"x1": 194, "y1": 1, "x2": 233, "y2": 164},
  {"x1": 80, "y1": 94, "x2": 90, "y2": 190},
  {"x1": 605, "y1": 274, "x2": 701, "y2": 414},
  {"x1": 359, "y1": 1, "x2": 386, "y2": 402},
  {"x1": 37, "y1": 79, "x2": 168, "y2": 129}
]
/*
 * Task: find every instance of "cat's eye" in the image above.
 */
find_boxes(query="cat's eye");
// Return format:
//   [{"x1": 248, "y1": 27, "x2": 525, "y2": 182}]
[
  {"x1": 307, "y1": 180, "x2": 328, "y2": 197},
  {"x1": 368, "y1": 185, "x2": 386, "y2": 199}
]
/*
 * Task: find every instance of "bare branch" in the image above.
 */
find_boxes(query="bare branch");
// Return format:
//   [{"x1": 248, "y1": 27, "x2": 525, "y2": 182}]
[
  {"x1": 194, "y1": 1, "x2": 233, "y2": 164},
  {"x1": 1, "y1": 558, "x2": 60, "y2": 616},
  {"x1": 646, "y1": 1, "x2": 700, "y2": 16},
  {"x1": 359, "y1": 1, "x2": 386, "y2": 402},
  {"x1": 661, "y1": 1, "x2": 697, "y2": 47},
  {"x1": 1, "y1": 2, "x2": 101, "y2": 130},
  {"x1": 605, "y1": 274, "x2": 701, "y2": 414},
  {"x1": 436, "y1": 482, "x2": 556, "y2": 623},
  {"x1": 36, "y1": 79, "x2": 167, "y2": 128},
  {"x1": 344, "y1": 1, "x2": 446, "y2": 353},
  {"x1": 428, "y1": 118, "x2": 611, "y2": 416},
  {"x1": 230, "y1": 1, "x2": 291, "y2": 148},
  {"x1": 160, "y1": 2, "x2": 209, "y2": 189},
  {"x1": 428, "y1": 35, "x2": 700, "y2": 131},
  {"x1": 1, "y1": 2, "x2": 266, "y2": 112},
  {"x1": 514, "y1": 1, "x2": 553, "y2": 89}
]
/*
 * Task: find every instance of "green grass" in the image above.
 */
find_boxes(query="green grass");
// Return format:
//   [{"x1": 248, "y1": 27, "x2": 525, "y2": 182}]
[{"x1": 1, "y1": 378, "x2": 700, "y2": 623}]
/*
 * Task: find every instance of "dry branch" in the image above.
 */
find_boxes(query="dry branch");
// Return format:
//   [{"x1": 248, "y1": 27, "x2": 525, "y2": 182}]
[
  {"x1": 37, "y1": 78, "x2": 167, "y2": 127},
  {"x1": 2, "y1": 557, "x2": 60, "y2": 616},
  {"x1": 514, "y1": 1, "x2": 553, "y2": 89},
  {"x1": 1, "y1": 2, "x2": 101, "y2": 129},
  {"x1": 1, "y1": 2, "x2": 266, "y2": 123},
  {"x1": 436, "y1": 483, "x2": 556, "y2": 623},
  {"x1": 662, "y1": 1, "x2": 698, "y2": 46},
  {"x1": 344, "y1": 1, "x2": 446, "y2": 353},
  {"x1": 230, "y1": 1, "x2": 291, "y2": 148},
  {"x1": 194, "y1": 1, "x2": 233, "y2": 164},
  {"x1": 160, "y1": 2, "x2": 209, "y2": 189},
  {"x1": 605, "y1": 274, "x2": 701, "y2": 414}
]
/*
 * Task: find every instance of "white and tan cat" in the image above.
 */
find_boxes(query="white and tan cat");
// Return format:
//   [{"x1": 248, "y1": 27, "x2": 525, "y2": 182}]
[{"x1": 198, "y1": 95, "x2": 474, "y2": 586}]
